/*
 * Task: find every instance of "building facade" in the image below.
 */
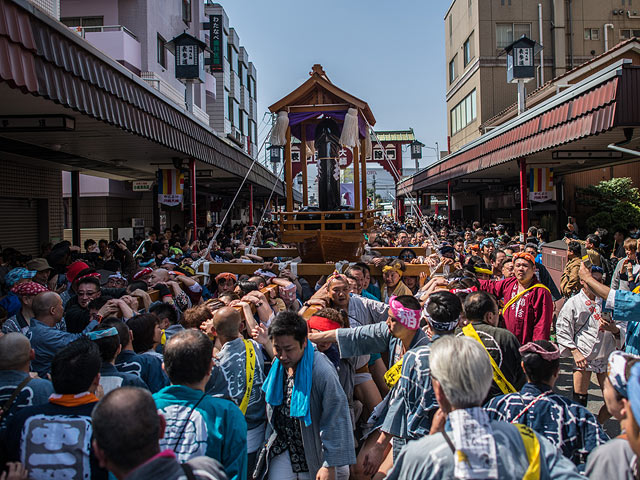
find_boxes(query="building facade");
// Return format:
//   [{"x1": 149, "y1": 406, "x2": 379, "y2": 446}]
[
  {"x1": 445, "y1": 0, "x2": 640, "y2": 153},
  {"x1": 204, "y1": 4, "x2": 258, "y2": 156},
  {"x1": 0, "y1": 0, "x2": 285, "y2": 255}
]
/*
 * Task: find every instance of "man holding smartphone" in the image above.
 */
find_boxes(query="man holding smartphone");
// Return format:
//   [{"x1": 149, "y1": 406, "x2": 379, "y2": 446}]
[{"x1": 611, "y1": 237, "x2": 640, "y2": 291}]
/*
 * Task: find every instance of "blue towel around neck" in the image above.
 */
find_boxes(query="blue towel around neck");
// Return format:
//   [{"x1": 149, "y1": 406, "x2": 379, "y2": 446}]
[{"x1": 262, "y1": 339, "x2": 314, "y2": 426}]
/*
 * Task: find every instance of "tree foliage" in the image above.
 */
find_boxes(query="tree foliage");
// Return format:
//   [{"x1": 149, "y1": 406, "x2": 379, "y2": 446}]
[{"x1": 577, "y1": 177, "x2": 640, "y2": 234}]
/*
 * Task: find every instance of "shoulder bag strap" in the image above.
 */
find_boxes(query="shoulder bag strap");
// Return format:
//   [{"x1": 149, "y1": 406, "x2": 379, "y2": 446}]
[
  {"x1": 502, "y1": 283, "x2": 550, "y2": 314},
  {"x1": 0, "y1": 376, "x2": 31, "y2": 419},
  {"x1": 173, "y1": 393, "x2": 207, "y2": 453},
  {"x1": 239, "y1": 339, "x2": 256, "y2": 415},
  {"x1": 462, "y1": 324, "x2": 516, "y2": 394},
  {"x1": 514, "y1": 423, "x2": 541, "y2": 480},
  {"x1": 181, "y1": 462, "x2": 197, "y2": 480}
]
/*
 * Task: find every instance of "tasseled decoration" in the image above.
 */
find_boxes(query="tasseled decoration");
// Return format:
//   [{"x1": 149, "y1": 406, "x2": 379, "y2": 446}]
[
  {"x1": 339, "y1": 107, "x2": 359, "y2": 148},
  {"x1": 365, "y1": 129, "x2": 373, "y2": 158},
  {"x1": 270, "y1": 111, "x2": 289, "y2": 146}
]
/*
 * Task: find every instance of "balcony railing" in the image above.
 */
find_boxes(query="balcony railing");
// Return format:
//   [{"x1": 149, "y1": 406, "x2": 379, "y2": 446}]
[
  {"x1": 68, "y1": 25, "x2": 138, "y2": 40},
  {"x1": 141, "y1": 72, "x2": 210, "y2": 126}
]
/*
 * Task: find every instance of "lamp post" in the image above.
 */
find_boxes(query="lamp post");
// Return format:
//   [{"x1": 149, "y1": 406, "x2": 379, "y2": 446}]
[
  {"x1": 167, "y1": 32, "x2": 207, "y2": 112},
  {"x1": 503, "y1": 35, "x2": 540, "y2": 234},
  {"x1": 504, "y1": 35, "x2": 541, "y2": 115}
]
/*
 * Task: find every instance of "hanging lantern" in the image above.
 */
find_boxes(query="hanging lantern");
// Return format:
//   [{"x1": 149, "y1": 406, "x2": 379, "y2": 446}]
[
  {"x1": 268, "y1": 145, "x2": 282, "y2": 163},
  {"x1": 410, "y1": 140, "x2": 424, "y2": 160}
]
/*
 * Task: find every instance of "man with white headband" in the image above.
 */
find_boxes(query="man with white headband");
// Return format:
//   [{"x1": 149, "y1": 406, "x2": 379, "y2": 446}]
[
  {"x1": 387, "y1": 336, "x2": 583, "y2": 479},
  {"x1": 485, "y1": 340, "x2": 608, "y2": 464},
  {"x1": 585, "y1": 350, "x2": 640, "y2": 479},
  {"x1": 308, "y1": 294, "x2": 427, "y2": 478},
  {"x1": 358, "y1": 291, "x2": 463, "y2": 477}
]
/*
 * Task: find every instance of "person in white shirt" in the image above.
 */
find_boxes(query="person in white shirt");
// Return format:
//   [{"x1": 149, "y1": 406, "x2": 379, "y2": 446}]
[{"x1": 556, "y1": 265, "x2": 625, "y2": 421}]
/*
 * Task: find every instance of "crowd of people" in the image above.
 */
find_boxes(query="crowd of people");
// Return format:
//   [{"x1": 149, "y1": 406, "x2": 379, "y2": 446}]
[{"x1": 1, "y1": 215, "x2": 640, "y2": 479}]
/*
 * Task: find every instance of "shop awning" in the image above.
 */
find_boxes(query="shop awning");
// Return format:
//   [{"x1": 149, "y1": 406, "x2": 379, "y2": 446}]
[
  {"x1": 399, "y1": 61, "x2": 640, "y2": 196},
  {"x1": 0, "y1": 0, "x2": 288, "y2": 197}
]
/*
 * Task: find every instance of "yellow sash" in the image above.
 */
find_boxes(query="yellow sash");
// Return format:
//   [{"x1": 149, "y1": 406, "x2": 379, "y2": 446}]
[
  {"x1": 501, "y1": 283, "x2": 551, "y2": 314},
  {"x1": 239, "y1": 339, "x2": 256, "y2": 415},
  {"x1": 514, "y1": 424, "x2": 541, "y2": 480},
  {"x1": 383, "y1": 358, "x2": 403, "y2": 389},
  {"x1": 462, "y1": 324, "x2": 517, "y2": 395}
]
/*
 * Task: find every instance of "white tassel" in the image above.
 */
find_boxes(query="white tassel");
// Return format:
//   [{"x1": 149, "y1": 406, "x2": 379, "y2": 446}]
[
  {"x1": 365, "y1": 130, "x2": 372, "y2": 158},
  {"x1": 339, "y1": 107, "x2": 359, "y2": 148},
  {"x1": 269, "y1": 111, "x2": 289, "y2": 146}
]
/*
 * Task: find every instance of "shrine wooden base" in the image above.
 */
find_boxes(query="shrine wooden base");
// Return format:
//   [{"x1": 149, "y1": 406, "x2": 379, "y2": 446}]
[{"x1": 282, "y1": 230, "x2": 364, "y2": 263}]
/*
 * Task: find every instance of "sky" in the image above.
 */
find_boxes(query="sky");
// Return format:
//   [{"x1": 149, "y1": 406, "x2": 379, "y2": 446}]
[{"x1": 219, "y1": 0, "x2": 448, "y2": 167}]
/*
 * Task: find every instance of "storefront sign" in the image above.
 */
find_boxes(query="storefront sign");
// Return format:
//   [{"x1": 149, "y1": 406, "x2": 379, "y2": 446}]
[
  {"x1": 133, "y1": 180, "x2": 154, "y2": 191},
  {"x1": 209, "y1": 15, "x2": 223, "y2": 72}
]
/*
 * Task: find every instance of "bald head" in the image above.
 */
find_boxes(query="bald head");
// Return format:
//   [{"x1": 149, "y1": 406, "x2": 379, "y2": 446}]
[
  {"x1": 149, "y1": 268, "x2": 169, "y2": 285},
  {"x1": 212, "y1": 306, "x2": 241, "y2": 339},
  {"x1": 32, "y1": 291, "x2": 62, "y2": 320},
  {"x1": 0, "y1": 332, "x2": 32, "y2": 370}
]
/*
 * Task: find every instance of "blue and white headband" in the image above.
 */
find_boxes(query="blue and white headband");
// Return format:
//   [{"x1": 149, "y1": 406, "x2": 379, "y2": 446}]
[{"x1": 86, "y1": 327, "x2": 119, "y2": 341}]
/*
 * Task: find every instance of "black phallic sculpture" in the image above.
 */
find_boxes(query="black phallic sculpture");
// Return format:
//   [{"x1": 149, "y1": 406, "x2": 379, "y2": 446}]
[{"x1": 315, "y1": 118, "x2": 341, "y2": 212}]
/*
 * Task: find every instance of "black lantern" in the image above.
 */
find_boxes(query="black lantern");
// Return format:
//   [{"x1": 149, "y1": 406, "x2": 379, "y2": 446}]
[
  {"x1": 410, "y1": 140, "x2": 424, "y2": 160},
  {"x1": 504, "y1": 35, "x2": 540, "y2": 84},
  {"x1": 167, "y1": 32, "x2": 207, "y2": 83},
  {"x1": 268, "y1": 144, "x2": 282, "y2": 163}
]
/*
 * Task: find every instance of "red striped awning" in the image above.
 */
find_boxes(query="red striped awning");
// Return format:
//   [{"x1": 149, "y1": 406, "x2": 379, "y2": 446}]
[{"x1": 399, "y1": 68, "x2": 628, "y2": 195}]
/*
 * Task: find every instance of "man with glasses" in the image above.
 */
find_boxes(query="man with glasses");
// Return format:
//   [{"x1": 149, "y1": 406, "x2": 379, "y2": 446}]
[{"x1": 65, "y1": 274, "x2": 127, "y2": 333}]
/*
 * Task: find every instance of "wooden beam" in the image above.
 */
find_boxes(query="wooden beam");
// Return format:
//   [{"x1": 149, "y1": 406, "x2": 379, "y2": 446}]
[
  {"x1": 201, "y1": 262, "x2": 431, "y2": 277},
  {"x1": 288, "y1": 105, "x2": 350, "y2": 113},
  {"x1": 360, "y1": 137, "x2": 367, "y2": 209},
  {"x1": 369, "y1": 247, "x2": 429, "y2": 257},
  {"x1": 255, "y1": 248, "x2": 299, "y2": 257},
  {"x1": 285, "y1": 127, "x2": 293, "y2": 212},
  {"x1": 301, "y1": 123, "x2": 308, "y2": 205},
  {"x1": 353, "y1": 144, "x2": 360, "y2": 212}
]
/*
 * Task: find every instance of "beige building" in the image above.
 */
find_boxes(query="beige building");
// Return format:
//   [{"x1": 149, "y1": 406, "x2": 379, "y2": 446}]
[{"x1": 445, "y1": 0, "x2": 640, "y2": 152}]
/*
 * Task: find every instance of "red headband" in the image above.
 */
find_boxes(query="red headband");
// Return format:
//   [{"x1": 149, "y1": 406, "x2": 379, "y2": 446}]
[
  {"x1": 133, "y1": 267, "x2": 153, "y2": 280},
  {"x1": 513, "y1": 252, "x2": 536, "y2": 265},
  {"x1": 307, "y1": 315, "x2": 342, "y2": 332},
  {"x1": 76, "y1": 272, "x2": 101, "y2": 283},
  {"x1": 450, "y1": 286, "x2": 478, "y2": 295},
  {"x1": 215, "y1": 272, "x2": 237, "y2": 282}
]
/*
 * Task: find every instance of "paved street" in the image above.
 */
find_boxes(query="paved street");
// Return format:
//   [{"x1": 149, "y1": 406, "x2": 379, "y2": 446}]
[{"x1": 555, "y1": 358, "x2": 621, "y2": 438}]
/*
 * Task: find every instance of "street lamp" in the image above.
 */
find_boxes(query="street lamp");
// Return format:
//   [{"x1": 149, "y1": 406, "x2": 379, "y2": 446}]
[
  {"x1": 503, "y1": 35, "x2": 542, "y2": 115},
  {"x1": 410, "y1": 139, "x2": 424, "y2": 173},
  {"x1": 167, "y1": 32, "x2": 207, "y2": 113},
  {"x1": 268, "y1": 144, "x2": 282, "y2": 174}
]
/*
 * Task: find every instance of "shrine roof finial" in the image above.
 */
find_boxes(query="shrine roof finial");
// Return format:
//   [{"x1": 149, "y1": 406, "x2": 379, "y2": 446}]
[{"x1": 310, "y1": 64, "x2": 326, "y2": 78}]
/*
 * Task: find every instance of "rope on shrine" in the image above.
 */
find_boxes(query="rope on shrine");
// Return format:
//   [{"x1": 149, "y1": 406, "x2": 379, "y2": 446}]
[
  {"x1": 193, "y1": 124, "x2": 275, "y2": 270},
  {"x1": 362, "y1": 116, "x2": 442, "y2": 253},
  {"x1": 246, "y1": 161, "x2": 286, "y2": 252}
]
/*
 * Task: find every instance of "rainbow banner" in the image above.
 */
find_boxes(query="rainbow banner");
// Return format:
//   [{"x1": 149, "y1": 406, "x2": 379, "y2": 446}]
[
  {"x1": 157, "y1": 169, "x2": 184, "y2": 206},
  {"x1": 529, "y1": 167, "x2": 554, "y2": 202}
]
